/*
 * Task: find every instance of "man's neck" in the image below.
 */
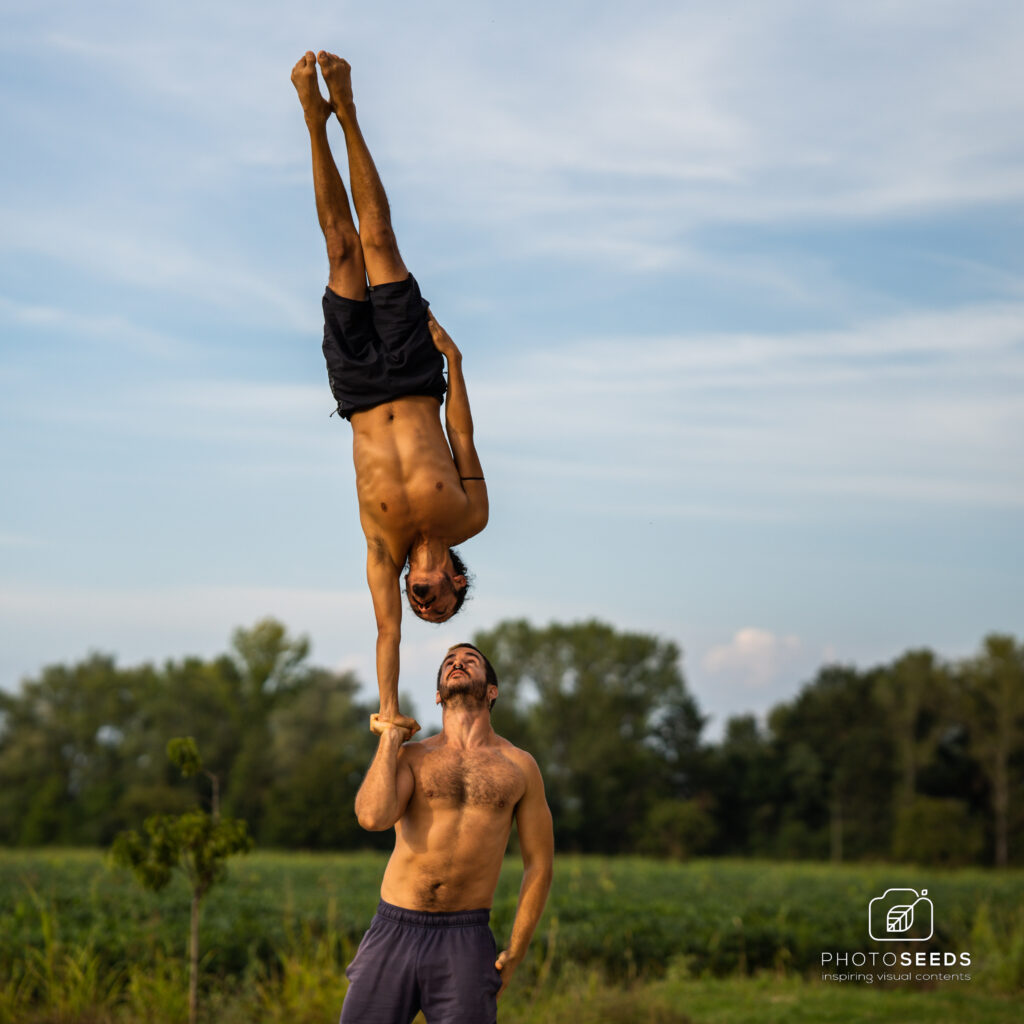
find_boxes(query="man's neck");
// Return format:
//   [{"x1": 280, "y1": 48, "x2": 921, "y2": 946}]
[
  {"x1": 407, "y1": 536, "x2": 450, "y2": 571},
  {"x1": 439, "y1": 706, "x2": 494, "y2": 749}
]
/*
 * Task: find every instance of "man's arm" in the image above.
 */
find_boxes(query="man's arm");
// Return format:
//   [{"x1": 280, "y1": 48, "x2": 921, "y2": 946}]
[
  {"x1": 427, "y1": 311, "x2": 489, "y2": 534},
  {"x1": 495, "y1": 754, "x2": 554, "y2": 997},
  {"x1": 366, "y1": 541, "x2": 419, "y2": 733},
  {"x1": 354, "y1": 722, "x2": 415, "y2": 831}
]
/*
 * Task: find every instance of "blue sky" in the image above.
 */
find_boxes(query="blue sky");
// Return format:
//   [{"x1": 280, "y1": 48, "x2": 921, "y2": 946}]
[{"x1": 2, "y1": 0, "x2": 1023, "y2": 734}]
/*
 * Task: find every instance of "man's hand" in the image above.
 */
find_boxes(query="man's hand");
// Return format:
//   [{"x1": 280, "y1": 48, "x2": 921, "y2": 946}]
[
  {"x1": 494, "y1": 949, "x2": 521, "y2": 998},
  {"x1": 427, "y1": 310, "x2": 461, "y2": 362},
  {"x1": 370, "y1": 712, "x2": 420, "y2": 740}
]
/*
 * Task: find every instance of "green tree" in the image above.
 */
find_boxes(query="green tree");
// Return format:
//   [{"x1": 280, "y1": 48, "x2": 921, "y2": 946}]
[
  {"x1": 0, "y1": 653, "x2": 142, "y2": 844},
  {"x1": 954, "y1": 634, "x2": 1024, "y2": 867},
  {"x1": 262, "y1": 668, "x2": 381, "y2": 848},
  {"x1": 473, "y1": 619, "x2": 704, "y2": 853},
  {"x1": 768, "y1": 665, "x2": 894, "y2": 861},
  {"x1": 891, "y1": 796, "x2": 983, "y2": 866},
  {"x1": 637, "y1": 798, "x2": 715, "y2": 859},
  {"x1": 222, "y1": 619, "x2": 312, "y2": 834},
  {"x1": 700, "y1": 714, "x2": 777, "y2": 856},
  {"x1": 874, "y1": 649, "x2": 946, "y2": 815},
  {"x1": 111, "y1": 737, "x2": 252, "y2": 1024}
]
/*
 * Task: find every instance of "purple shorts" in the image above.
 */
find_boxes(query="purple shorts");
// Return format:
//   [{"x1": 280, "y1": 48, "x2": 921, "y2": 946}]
[
  {"x1": 322, "y1": 274, "x2": 447, "y2": 420},
  {"x1": 339, "y1": 900, "x2": 503, "y2": 1024}
]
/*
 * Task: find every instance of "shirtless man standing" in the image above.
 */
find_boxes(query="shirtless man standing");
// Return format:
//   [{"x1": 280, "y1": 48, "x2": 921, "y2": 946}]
[
  {"x1": 291, "y1": 51, "x2": 489, "y2": 734},
  {"x1": 344, "y1": 644, "x2": 554, "y2": 1023}
]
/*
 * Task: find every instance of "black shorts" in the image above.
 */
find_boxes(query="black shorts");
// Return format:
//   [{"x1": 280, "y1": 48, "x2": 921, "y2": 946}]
[
  {"x1": 339, "y1": 900, "x2": 503, "y2": 1024},
  {"x1": 322, "y1": 274, "x2": 447, "y2": 420}
]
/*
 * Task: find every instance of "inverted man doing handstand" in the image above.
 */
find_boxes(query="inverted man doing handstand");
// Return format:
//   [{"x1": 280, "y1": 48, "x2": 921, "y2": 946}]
[{"x1": 292, "y1": 51, "x2": 488, "y2": 735}]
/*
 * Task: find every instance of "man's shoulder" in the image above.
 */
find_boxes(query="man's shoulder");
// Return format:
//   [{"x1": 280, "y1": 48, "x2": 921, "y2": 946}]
[
  {"x1": 400, "y1": 733, "x2": 443, "y2": 759},
  {"x1": 492, "y1": 734, "x2": 541, "y2": 772},
  {"x1": 365, "y1": 532, "x2": 401, "y2": 564},
  {"x1": 362, "y1": 530, "x2": 412, "y2": 582}
]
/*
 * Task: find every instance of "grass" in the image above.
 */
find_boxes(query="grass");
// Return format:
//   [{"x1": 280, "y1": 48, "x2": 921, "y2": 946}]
[
  {"x1": 625, "y1": 974, "x2": 1019, "y2": 1024},
  {"x1": 1, "y1": 850, "x2": 1022, "y2": 1022}
]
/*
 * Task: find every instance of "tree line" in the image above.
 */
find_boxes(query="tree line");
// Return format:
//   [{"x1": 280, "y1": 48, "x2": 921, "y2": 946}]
[{"x1": 1, "y1": 618, "x2": 1021, "y2": 866}]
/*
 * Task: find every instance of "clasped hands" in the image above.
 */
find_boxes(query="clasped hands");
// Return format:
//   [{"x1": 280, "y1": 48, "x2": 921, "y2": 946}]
[{"x1": 369, "y1": 713, "x2": 420, "y2": 742}]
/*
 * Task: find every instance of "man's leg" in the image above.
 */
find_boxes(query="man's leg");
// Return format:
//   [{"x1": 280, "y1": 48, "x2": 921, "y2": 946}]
[
  {"x1": 317, "y1": 52, "x2": 410, "y2": 287},
  {"x1": 291, "y1": 52, "x2": 368, "y2": 300},
  {"x1": 341, "y1": 911, "x2": 421, "y2": 1024}
]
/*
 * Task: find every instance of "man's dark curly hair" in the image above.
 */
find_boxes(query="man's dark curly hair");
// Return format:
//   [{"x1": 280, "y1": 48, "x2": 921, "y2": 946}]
[{"x1": 449, "y1": 547, "x2": 470, "y2": 615}]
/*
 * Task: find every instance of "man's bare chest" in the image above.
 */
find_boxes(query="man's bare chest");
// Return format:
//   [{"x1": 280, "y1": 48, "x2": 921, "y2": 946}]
[
  {"x1": 416, "y1": 749, "x2": 524, "y2": 810},
  {"x1": 359, "y1": 475, "x2": 463, "y2": 525},
  {"x1": 354, "y1": 451, "x2": 465, "y2": 533}
]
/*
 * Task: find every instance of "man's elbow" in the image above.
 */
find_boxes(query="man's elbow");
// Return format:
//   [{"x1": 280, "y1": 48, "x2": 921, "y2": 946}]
[
  {"x1": 375, "y1": 624, "x2": 401, "y2": 646},
  {"x1": 473, "y1": 507, "x2": 489, "y2": 534},
  {"x1": 355, "y1": 806, "x2": 396, "y2": 832},
  {"x1": 523, "y1": 855, "x2": 554, "y2": 887}
]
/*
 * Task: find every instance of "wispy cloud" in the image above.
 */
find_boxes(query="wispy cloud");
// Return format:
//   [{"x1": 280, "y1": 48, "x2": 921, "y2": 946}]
[
  {"x1": 2, "y1": 0, "x2": 1021, "y2": 725},
  {"x1": 9, "y1": 0, "x2": 1022, "y2": 292},
  {"x1": 373, "y1": 1, "x2": 1024, "y2": 257},
  {"x1": 0, "y1": 532, "x2": 41, "y2": 547},
  {"x1": 0, "y1": 581, "x2": 366, "y2": 674},
  {"x1": 0, "y1": 294, "x2": 196, "y2": 359},
  {"x1": 472, "y1": 300, "x2": 1024, "y2": 508},
  {"x1": 0, "y1": 205, "x2": 317, "y2": 329}
]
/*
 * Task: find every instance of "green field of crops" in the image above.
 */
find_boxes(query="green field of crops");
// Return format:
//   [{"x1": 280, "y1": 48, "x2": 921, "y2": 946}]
[{"x1": 1, "y1": 850, "x2": 1022, "y2": 1022}]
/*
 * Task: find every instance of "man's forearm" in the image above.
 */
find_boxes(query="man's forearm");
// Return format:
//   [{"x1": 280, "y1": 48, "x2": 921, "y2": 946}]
[
  {"x1": 444, "y1": 355, "x2": 485, "y2": 481},
  {"x1": 505, "y1": 862, "x2": 553, "y2": 959},
  {"x1": 444, "y1": 355, "x2": 478, "y2": 455},
  {"x1": 375, "y1": 627, "x2": 400, "y2": 719},
  {"x1": 354, "y1": 728, "x2": 404, "y2": 831}
]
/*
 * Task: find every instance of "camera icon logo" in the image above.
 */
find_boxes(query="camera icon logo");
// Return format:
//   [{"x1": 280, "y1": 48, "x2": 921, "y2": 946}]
[{"x1": 868, "y1": 887, "x2": 934, "y2": 941}]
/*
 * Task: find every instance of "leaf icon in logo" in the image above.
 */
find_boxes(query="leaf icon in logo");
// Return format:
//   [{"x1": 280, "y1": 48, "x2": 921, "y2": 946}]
[{"x1": 887, "y1": 903, "x2": 914, "y2": 933}]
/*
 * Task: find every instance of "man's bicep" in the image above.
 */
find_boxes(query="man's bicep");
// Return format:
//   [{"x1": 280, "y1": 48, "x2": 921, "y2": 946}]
[
  {"x1": 394, "y1": 748, "x2": 416, "y2": 815},
  {"x1": 515, "y1": 759, "x2": 554, "y2": 865},
  {"x1": 460, "y1": 479, "x2": 489, "y2": 537}
]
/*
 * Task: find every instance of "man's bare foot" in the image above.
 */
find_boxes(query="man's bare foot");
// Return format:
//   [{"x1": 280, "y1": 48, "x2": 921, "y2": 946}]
[
  {"x1": 371, "y1": 711, "x2": 420, "y2": 740},
  {"x1": 317, "y1": 51, "x2": 355, "y2": 118},
  {"x1": 291, "y1": 51, "x2": 331, "y2": 125}
]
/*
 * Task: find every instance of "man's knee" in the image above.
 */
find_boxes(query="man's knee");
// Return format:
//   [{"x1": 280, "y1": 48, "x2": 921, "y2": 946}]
[
  {"x1": 325, "y1": 223, "x2": 362, "y2": 268},
  {"x1": 358, "y1": 218, "x2": 399, "y2": 258}
]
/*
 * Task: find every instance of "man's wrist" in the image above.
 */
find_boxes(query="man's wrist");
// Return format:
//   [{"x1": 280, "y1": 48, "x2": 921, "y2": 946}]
[{"x1": 380, "y1": 726, "x2": 408, "y2": 747}]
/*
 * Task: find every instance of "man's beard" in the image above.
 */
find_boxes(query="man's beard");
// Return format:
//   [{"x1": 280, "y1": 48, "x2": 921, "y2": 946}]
[{"x1": 438, "y1": 674, "x2": 489, "y2": 709}]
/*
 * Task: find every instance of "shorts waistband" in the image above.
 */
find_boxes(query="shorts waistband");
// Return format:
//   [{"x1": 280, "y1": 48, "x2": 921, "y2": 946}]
[{"x1": 376, "y1": 899, "x2": 491, "y2": 928}]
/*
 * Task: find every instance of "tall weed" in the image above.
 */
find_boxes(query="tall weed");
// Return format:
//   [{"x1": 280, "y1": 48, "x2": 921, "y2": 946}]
[
  {"x1": 252, "y1": 893, "x2": 353, "y2": 1024},
  {"x1": 970, "y1": 903, "x2": 1024, "y2": 993},
  {"x1": 2, "y1": 887, "x2": 123, "y2": 1023},
  {"x1": 119, "y1": 953, "x2": 190, "y2": 1024}
]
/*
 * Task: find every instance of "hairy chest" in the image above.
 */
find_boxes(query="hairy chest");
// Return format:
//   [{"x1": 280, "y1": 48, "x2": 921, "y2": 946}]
[{"x1": 417, "y1": 749, "x2": 524, "y2": 810}]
